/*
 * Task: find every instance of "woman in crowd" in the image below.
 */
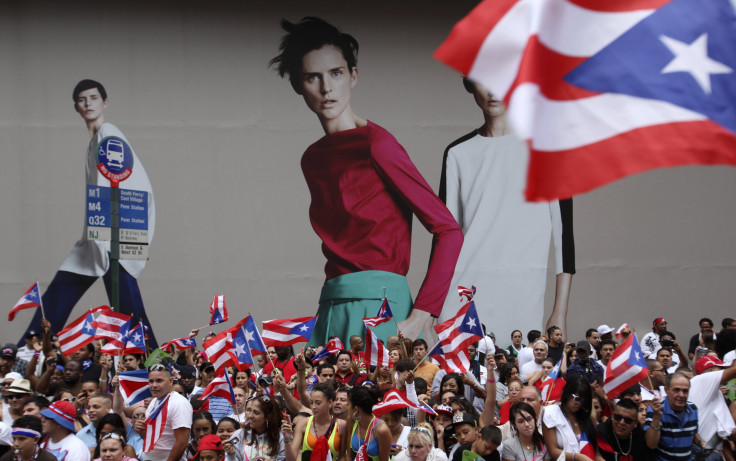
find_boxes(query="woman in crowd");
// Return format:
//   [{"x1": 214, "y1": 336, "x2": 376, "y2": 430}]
[
  {"x1": 534, "y1": 358, "x2": 565, "y2": 403},
  {"x1": 542, "y1": 376, "x2": 596, "y2": 461},
  {"x1": 91, "y1": 414, "x2": 137, "y2": 459},
  {"x1": 437, "y1": 374, "x2": 465, "y2": 402},
  {"x1": 392, "y1": 423, "x2": 449, "y2": 461},
  {"x1": 346, "y1": 386, "x2": 391, "y2": 461},
  {"x1": 382, "y1": 409, "x2": 411, "y2": 458},
  {"x1": 371, "y1": 364, "x2": 394, "y2": 391},
  {"x1": 496, "y1": 363, "x2": 519, "y2": 405},
  {"x1": 234, "y1": 370, "x2": 253, "y2": 397},
  {"x1": 507, "y1": 330, "x2": 525, "y2": 359},
  {"x1": 499, "y1": 380, "x2": 523, "y2": 424},
  {"x1": 286, "y1": 383, "x2": 345, "y2": 461},
  {"x1": 502, "y1": 402, "x2": 550, "y2": 461},
  {"x1": 93, "y1": 432, "x2": 137, "y2": 461},
  {"x1": 439, "y1": 391, "x2": 456, "y2": 407},
  {"x1": 224, "y1": 394, "x2": 285, "y2": 461},
  {"x1": 215, "y1": 417, "x2": 239, "y2": 445},
  {"x1": 187, "y1": 411, "x2": 217, "y2": 460},
  {"x1": 121, "y1": 354, "x2": 144, "y2": 371}
]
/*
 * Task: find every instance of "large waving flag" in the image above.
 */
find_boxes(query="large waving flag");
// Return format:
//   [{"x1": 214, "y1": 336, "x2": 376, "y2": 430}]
[
  {"x1": 262, "y1": 316, "x2": 317, "y2": 347},
  {"x1": 202, "y1": 329, "x2": 236, "y2": 373},
  {"x1": 202, "y1": 368, "x2": 236, "y2": 404},
  {"x1": 92, "y1": 308, "x2": 132, "y2": 348},
  {"x1": 363, "y1": 299, "x2": 394, "y2": 327},
  {"x1": 230, "y1": 320, "x2": 254, "y2": 371},
  {"x1": 312, "y1": 337, "x2": 345, "y2": 363},
  {"x1": 118, "y1": 369, "x2": 153, "y2": 405},
  {"x1": 372, "y1": 390, "x2": 420, "y2": 418},
  {"x1": 209, "y1": 294, "x2": 228, "y2": 325},
  {"x1": 58, "y1": 311, "x2": 97, "y2": 356},
  {"x1": 9, "y1": 282, "x2": 43, "y2": 321},
  {"x1": 429, "y1": 341, "x2": 471, "y2": 374},
  {"x1": 435, "y1": 0, "x2": 736, "y2": 201},
  {"x1": 161, "y1": 337, "x2": 197, "y2": 352},
  {"x1": 431, "y1": 301, "x2": 484, "y2": 373},
  {"x1": 364, "y1": 327, "x2": 390, "y2": 368},
  {"x1": 241, "y1": 315, "x2": 267, "y2": 356},
  {"x1": 603, "y1": 332, "x2": 649, "y2": 399}
]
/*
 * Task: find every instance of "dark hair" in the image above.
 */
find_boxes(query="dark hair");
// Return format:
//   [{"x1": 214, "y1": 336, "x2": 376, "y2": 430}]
[
  {"x1": 616, "y1": 398, "x2": 638, "y2": 412},
  {"x1": 245, "y1": 396, "x2": 282, "y2": 457},
  {"x1": 94, "y1": 413, "x2": 126, "y2": 459},
  {"x1": 585, "y1": 328, "x2": 597, "y2": 338},
  {"x1": 192, "y1": 411, "x2": 216, "y2": 435},
  {"x1": 508, "y1": 402, "x2": 543, "y2": 450},
  {"x1": 217, "y1": 417, "x2": 238, "y2": 432},
  {"x1": 73, "y1": 79, "x2": 107, "y2": 102},
  {"x1": 312, "y1": 383, "x2": 336, "y2": 401},
  {"x1": 527, "y1": 330, "x2": 541, "y2": 344},
  {"x1": 440, "y1": 373, "x2": 465, "y2": 395},
  {"x1": 498, "y1": 363, "x2": 518, "y2": 386},
  {"x1": 12, "y1": 415, "x2": 43, "y2": 434},
  {"x1": 661, "y1": 331, "x2": 676, "y2": 340},
  {"x1": 560, "y1": 376, "x2": 596, "y2": 449},
  {"x1": 600, "y1": 339, "x2": 617, "y2": 349},
  {"x1": 414, "y1": 377, "x2": 428, "y2": 396},
  {"x1": 412, "y1": 339, "x2": 429, "y2": 351},
  {"x1": 546, "y1": 325, "x2": 561, "y2": 337},
  {"x1": 450, "y1": 396, "x2": 477, "y2": 420},
  {"x1": 316, "y1": 363, "x2": 334, "y2": 375},
  {"x1": 336, "y1": 350, "x2": 352, "y2": 361},
  {"x1": 619, "y1": 384, "x2": 641, "y2": 400},
  {"x1": 479, "y1": 425, "x2": 502, "y2": 445},
  {"x1": 699, "y1": 318, "x2": 714, "y2": 327},
  {"x1": 511, "y1": 330, "x2": 523, "y2": 339},
  {"x1": 394, "y1": 358, "x2": 415, "y2": 373},
  {"x1": 716, "y1": 329, "x2": 736, "y2": 360},
  {"x1": 22, "y1": 395, "x2": 50, "y2": 411},
  {"x1": 722, "y1": 318, "x2": 735, "y2": 329},
  {"x1": 462, "y1": 77, "x2": 475, "y2": 93},
  {"x1": 349, "y1": 386, "x2": 381, "y2": 414},
  {"x1": 123, "y1": 354, "x2": 145, "y2": 368},
  {"x1": 270, "y1": 17, "x2": 359, "y2": 93}
]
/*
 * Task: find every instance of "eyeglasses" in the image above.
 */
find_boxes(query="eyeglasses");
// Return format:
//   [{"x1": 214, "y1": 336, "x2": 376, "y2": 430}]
[
  {"x1": 132, "y1": 413, "x2": 147, "y2": 420},
  {"x1": 612, "y1": 414, "x2": 636, "y2": 425},
  {"x1": 246, "y1": 394, "x2": 271, "y2": 404},
  {"x1": 571, "y1": 394, "x2": 583, "y2": 403}
]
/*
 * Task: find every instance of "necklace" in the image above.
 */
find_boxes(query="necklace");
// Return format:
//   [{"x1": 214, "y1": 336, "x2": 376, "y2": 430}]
[
  {"x1": 613, "y1": 432, "x2": 633, "y2": 456},
  {"x1": 517, "y1": 435, "x2": 536, "y2": 461}
]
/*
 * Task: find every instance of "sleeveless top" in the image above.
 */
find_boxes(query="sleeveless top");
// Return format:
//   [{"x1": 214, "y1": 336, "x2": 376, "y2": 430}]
[
  {"x1": 302, "y1": 416, "x2": 341, "y2": 457},
  {"x1": 351, "y1": 417, "x2": 380, "y2": 460}
]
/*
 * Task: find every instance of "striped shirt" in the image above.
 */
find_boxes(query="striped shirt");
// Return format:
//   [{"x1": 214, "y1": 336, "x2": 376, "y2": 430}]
[{"x1": 644, "y1": 398, "x2": 698, "y2": 461}]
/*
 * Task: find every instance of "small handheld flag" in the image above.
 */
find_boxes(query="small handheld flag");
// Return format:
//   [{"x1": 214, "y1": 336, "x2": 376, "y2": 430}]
[
  {"x1": 209, "y1": 294, "x2": 228, "y2": 325},
  {"x1": 262, "y1": 316, "x2": 317, "y2": 347},
  {"x1": 9, "y1": 282, "x2": 43, "y2": 321}
]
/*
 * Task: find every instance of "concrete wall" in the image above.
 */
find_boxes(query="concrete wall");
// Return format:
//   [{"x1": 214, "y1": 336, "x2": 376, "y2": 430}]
[{"x1": 1, "y1": 1, "x2": 735, "y2": 350}]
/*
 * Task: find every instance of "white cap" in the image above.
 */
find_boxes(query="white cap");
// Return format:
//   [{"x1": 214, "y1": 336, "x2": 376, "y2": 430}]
[{"x1": 597, "y1": 324, "x2": 614, "y2": 336}]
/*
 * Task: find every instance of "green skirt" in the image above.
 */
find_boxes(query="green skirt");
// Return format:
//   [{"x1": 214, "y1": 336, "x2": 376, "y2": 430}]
[{"x1": 308, "y1": 270, "x2": 412, "y2": 347}]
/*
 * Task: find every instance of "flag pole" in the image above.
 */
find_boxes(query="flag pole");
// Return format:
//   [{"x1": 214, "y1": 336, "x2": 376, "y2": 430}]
[{"x1": 38, "y1": 281, "x2": 47, "y2": 320}]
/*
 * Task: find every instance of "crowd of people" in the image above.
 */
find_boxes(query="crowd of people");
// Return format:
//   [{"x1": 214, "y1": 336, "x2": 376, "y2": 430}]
[{"x1": 1, "y1": 315, "x2": 736, "y2": 461}]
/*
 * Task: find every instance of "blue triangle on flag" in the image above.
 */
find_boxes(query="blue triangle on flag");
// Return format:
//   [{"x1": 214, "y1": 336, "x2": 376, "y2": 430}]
[
  {"x1": 458, "y1": 302, "x2": 484, "y2": 337},
  {"x1": 289, "y1": 317, "x2": 317, "y2": 340},
  {"x1": 627, "y1": 333, "x2": 648, "y2": 368}
]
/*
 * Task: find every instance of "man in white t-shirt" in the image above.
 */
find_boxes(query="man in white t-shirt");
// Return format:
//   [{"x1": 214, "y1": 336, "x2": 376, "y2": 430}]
[
  {"x1": 39, "y1": 401, "x2": 91, "y2": 460},
  {"x1": 689, "y1": 356, "x2": 736, "y2": 459},
  {"x1": 141, "y1": 364, "x2": 192, "y2": 461},
  {"x1": 517, "y1": 330, "x2": 542, "y2": 372},
  {"x1": 520, "y1": 340, "x2": 547, "y2": 384}
]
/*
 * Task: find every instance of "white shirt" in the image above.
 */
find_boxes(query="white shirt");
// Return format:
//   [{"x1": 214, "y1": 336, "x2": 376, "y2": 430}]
[
  {"x1": 520, "y1": 360, "x2": 542, "y2": 384},
  {"x1": 690, "y1": 370, "x2": 736, "y2": 446},
  {"x1": 517, "y1": 346, "x2": 535, "y2": 371},
  {"x1": 141, "y1": 391, "x2": 193, "y2": 461},
  {"x1": 640, "y1": 331, "x2": 660, "y2": 358},
  {"x1": 41, "y1": 433, "x2": 91, "y2": 461},
  {"x1": 59, "y1": 123, "x2": 155, "y2": 279}
]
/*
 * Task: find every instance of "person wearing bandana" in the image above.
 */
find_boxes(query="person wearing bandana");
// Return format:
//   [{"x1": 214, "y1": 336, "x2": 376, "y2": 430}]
[{"x1": 0, "y1": 415, "x2": 56, "y2": 461}]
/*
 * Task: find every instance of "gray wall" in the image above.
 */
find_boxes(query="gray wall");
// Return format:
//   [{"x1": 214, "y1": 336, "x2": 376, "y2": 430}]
[{"x1": 2, "y1": 1, "x2": 735, "y2": 350}]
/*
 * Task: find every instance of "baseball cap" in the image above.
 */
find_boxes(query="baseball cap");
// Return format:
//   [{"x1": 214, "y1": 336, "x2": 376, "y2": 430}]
[
  {"x1": 597, "y1": 325, "x2": 613, "y2": 336},
  {"x1": 696, "y1": 356, "x2": 725, "y2": 375},
  {"x1": 177, "y1": 365, "x2": 196, "y2": 379},
  {"x1": 653, "y1": 317, "x2": 666, "y2": 326},
  {"x1": 449, "y1": 412, "x2": 476, "y2": 432},
  {"x1": 434, "y1": 404, "x2": 453, "y2": 417},
  {"x1": 1, "y1": 344, "x2": 17, "y2": 359},
  {"x1": 575, "y1": 340, "x2": 590, "y2": 351},
  {"x1": 188, "y1": 434, "x2": 222, "y2": 460},
  {"x1": 40, "y1": 401, "x2": 77, "y2": 432},
  {"x1": 25, "y1": 330, "x2": 39, "y2": 339}
]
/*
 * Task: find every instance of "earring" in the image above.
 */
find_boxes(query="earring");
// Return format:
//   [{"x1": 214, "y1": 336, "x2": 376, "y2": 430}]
[{"x1": 352, "y1": 411, "x2": 360, "y2": 421}]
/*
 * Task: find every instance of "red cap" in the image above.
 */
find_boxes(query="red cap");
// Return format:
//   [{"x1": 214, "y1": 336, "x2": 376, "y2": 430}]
[
  {"x1": 189, "y1": 434, "x2": 223, "y2": 460},
  {"x1": 653, "y1": 317, "x2": 666, "y2": 326},
  {"x1": 696, "y1": 355, "x2": 725, "y2": 375}
]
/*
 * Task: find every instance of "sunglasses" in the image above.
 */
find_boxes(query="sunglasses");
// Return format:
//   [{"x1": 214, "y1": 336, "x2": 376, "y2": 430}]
[
  {"x1": 101, "y1": 433, "x2": 126, "y2": 443},
  {"x1": 571, "y1": 394, "x2": 584, "y2": 403},
  {"x1": 612, "y1": 414, "x2": 636, "y2": 425},
  {"x1": 246, "y1": 394, "x2": 271, "y2": 404},
  {"x1": 5, "y1": 394, "x2": 26, "y2": 400},
  {"x1": 148, "y1": 364, "x2": 168, "y2": 373}
]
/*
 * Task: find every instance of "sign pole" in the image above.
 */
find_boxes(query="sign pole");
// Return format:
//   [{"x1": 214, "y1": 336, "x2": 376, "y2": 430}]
[{"x1": 111, "y1": 183, "x2": 120, "y2": 312}]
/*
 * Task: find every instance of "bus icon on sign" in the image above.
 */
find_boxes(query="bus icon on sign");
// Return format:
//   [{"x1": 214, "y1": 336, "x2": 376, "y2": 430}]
[{"x1": 105, "y1": 139, "x2": 125, "y2": 169}]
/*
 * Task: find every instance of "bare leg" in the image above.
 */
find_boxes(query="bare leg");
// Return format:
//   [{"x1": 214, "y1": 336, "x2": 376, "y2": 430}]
[
  {"x1": 545, "y1": 273, "x2": 573, "y2": 343},
  {"x1": 397, "y1": 309, "x2": 436, "y2": 343}
]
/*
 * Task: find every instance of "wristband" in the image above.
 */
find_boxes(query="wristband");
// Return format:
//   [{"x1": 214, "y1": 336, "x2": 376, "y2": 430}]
[
  {"x1": 33, "y1": 351, "x2": 40, "y2": 358},
  {"x1": 487, "y1": 379, "x2": 496, "y2": 383}
]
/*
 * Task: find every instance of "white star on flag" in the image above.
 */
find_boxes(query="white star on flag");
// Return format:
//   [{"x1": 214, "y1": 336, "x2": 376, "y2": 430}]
[
  {"x1": 300, "y1": 325, "x2": 309, "y2": 332},
  {"x1": 465, "y1": 317, "x2": 477, "y2": 328},
  {"x1": 233, "y1": 342, "x2": 246, "y2": 357},
  {"x1": 245, "y1": 330, "x2": 255, "y2": 342},
  {"x1": 660, "y1": 33, "x2": 732, "y2": 94},
  {"x1": 132, "y1": 333, "x2": 142, "y2": 342}
]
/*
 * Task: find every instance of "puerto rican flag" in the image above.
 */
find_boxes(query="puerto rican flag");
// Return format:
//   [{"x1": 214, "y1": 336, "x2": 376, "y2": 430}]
[
  {"x1": 209, "y1": 294, "x2": 228, "y2": 325},
  {"x1": 363, "y1": 299, "x2": 394, "y2": 327},
  {"x1": 161, "y1": 337, "x2": 197, "y2": 352},
  {"x1": 92, "y1": 308, "x2": 132, "y2": 348},
  {"x1": 122, "y1": 324, "x2": 148, "y2": 355},
  {"x1": 603, "y1": 332, "x2": 650, "y2": 399},
  {"x1": 143, "y1": 393, "x2": 170, "y2": 453},
  {"x1": 241, "y1": 315, "x2": 268, "y2": 356},
  {"x1": 230, "y1": 319, "x2": 254, "y2": 371},
  {"x1": 458, "y1": 285, "x2": 476, "y2": 303},
  {"x1": 435, "y1": 0, "x2": 736, "y2": 201},
  {"x1": 202, "y1": 329, "x2": 237, "y2": 373},
  {"x1": 372, "y1": 390, "x2": 420, "y2": 418},
  {"x1": 262, "y1": 316, "x2": 317, "y2": 347},
  {"x1": 58, "y1": 311, "x2": 97, "y2": 356},
  {"x1": 202, "y1": 368, "x2": 236, "y2": 404},
  {"x1": 364, "y1": 327, "x2": 390, "y2": 368},
  {"x1": 8, "y1": 282, "x2": 43, "y2": 321},
  {"x1": 431, "y1": 301, "x2": 484, "y2": 373},
  {"x1": 117, "y1": 369, "x2": 153, "y2": 405},
  {"x1": 578, "y1": 430, "x2": 596, "y2": 459},
  {"x1": 539, "y1": 359, "x2": 563, "y2": 402},
  {"x1": 312, "y1": 337, "x2": 345, "y2": 363}
]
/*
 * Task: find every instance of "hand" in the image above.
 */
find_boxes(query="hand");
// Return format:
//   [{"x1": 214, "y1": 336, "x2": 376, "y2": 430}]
[
  {"x1": 75, "y1": 391, "x2": 89, "y2": 409},
  {"x1": 485, "y1": 354, "x2": 496, "y2": 372},
  {"x1": 189, "y1": 329, "x2": 199, "y2": 338},
  {"x1": 111, "y1": 376, "x2": 119, "y2": 387},
  {"x1": 33, "y1": 340, "x2": 43, "y2": 353},
  {"x1": 133, "y1": 417, "x2": 147, "y2": 436},
  {"x1": 281, "y1": 418, "x2": 294, "y2": 438},
  {"x1": 295, "y1": 354, "x2": 306, "y2": 371},
  {"x1": 417, "y1": 393, "x2": 429, "y2": 405},
  {"x1": 222, "y1": 440, "x2": 236, "y2": 456},
  {"x1": 100, "y1": 354, "x2": 113, "y2": 370},
  {"x1": 461, "y1": 374, "x2": 475, "y2": 386},
  {"x1": 650, "y1": 397, "x2": 663, "y2": 417},
  {"x1": 405, "y1": 370, "x2": 415, "y2": 385},
  {"x1": 434, "y1": 423, "x2": 444, "y2": 439},
  {"x1": 41, "y1": 318, "x2": 51, "y2": 333},
  {"x1": 390, "y1": 445, "x2": 402, "y2": 456},
  {"x1": 672, "y1": 340, "x2": 682, "y2": 352},
  {"x1": 272, "y1": 373, "x2": 288, "y2": 394}
]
